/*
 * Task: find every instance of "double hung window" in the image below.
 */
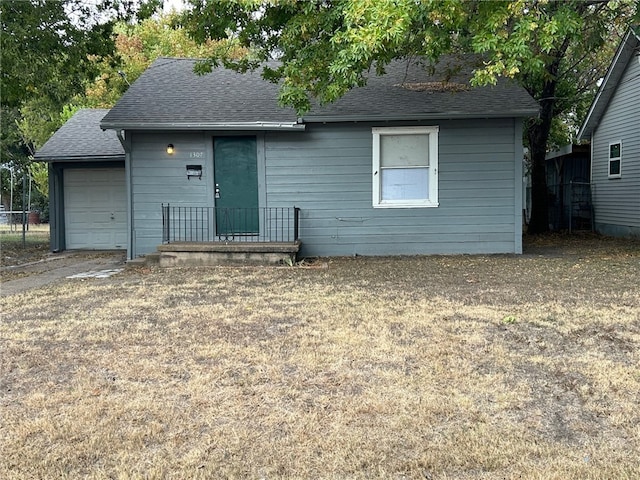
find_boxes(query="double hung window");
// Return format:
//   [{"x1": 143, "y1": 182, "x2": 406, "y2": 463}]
[
  {"x1": 372, "y1": 126, "x2": 439, "y2": 208},
  {"x1": 608, "y1": 141, "x2": 622, "y2": 178}
]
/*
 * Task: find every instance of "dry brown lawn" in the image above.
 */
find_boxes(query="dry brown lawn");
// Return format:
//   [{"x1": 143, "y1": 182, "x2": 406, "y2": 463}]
[
  {"x1": 1, "y1": 225, "x2": 51, "y2": 277},
  {"x1": 1, "y1": 234, "x2": 639, "y2": 479}
]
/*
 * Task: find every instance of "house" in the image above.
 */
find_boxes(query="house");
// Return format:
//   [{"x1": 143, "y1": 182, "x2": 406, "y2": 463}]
[
  {"x1": 38, "y1": 56, "x2": 538, "y2": 260},
  {"x1": 34, "y1": 109, "x2": 127, "y2": 251},
  {"x1": 578, "y1": 27, "x2": 640, "y2": 238}
]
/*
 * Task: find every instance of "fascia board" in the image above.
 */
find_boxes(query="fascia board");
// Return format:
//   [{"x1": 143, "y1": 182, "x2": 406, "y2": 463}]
[
  {"x1": 100, "y1": 121, "x2": 305, "y2": 131},
  {"x1": 32, "y1": 155, "x2": 125, "y2": 163}
]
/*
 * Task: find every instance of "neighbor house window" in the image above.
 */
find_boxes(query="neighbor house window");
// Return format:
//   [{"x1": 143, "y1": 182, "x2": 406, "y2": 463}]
[
  {"x1": 608, "y1": 141, "x2": 622, "y2": 178},
  {"x1": 372, "y1": 126, "x2": 439, "y2": 208}
]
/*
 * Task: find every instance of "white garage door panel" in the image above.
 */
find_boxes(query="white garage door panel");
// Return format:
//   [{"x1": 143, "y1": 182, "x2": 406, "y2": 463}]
[{"x1": 64, "y1": 168, "x2": 127, "y2": 249}]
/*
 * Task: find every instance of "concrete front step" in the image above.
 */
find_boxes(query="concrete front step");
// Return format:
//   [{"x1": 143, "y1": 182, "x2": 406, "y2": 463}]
[{"x1": 154, "y1": 241, "x2": 301, "y2": 267}]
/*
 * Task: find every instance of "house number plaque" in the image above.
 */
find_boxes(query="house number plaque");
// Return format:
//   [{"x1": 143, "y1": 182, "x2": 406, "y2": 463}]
[{"x1": 189, "y1": 151, "x2": 205, "y2": 159}]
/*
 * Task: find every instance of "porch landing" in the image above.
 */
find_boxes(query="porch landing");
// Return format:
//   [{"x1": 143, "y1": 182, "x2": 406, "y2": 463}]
[{"x1": 154, "y1": 241, "x2": 302, "y2": 267}]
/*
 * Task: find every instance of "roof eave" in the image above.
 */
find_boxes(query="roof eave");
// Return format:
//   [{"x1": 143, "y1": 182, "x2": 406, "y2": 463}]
[
  {"x1": 33, "y1": 154, "x2": 125, "y2": 163},
  {"x1": 100, "y1": 121, "x2": 305, "y2": 131},
  {"x1": 578, "y1": 29, "x2": 639, "y2": 140}
]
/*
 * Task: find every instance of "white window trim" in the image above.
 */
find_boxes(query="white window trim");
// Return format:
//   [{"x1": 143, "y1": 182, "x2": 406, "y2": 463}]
[
  {"x1": 372, "y1": 126, "x2": 439, "y2": 208},
  {"x1": 608, "y1": 140, "x2": 622, "y2": 179}
]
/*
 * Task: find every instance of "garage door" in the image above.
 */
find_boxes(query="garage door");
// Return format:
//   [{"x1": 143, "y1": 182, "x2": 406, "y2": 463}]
[{"x1": 64, "y1": 168, "x2": 127, "y2": 249}]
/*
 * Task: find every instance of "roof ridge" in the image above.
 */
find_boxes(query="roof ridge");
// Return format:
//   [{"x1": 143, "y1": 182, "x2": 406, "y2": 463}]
[{"x1": 154, "y1": 56, "x2": 206, "y2": 61}]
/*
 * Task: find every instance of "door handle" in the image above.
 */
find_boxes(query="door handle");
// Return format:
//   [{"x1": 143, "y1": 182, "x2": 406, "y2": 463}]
[{"x1": 215, "y1": 183, "x2": 221, "y2": 199}]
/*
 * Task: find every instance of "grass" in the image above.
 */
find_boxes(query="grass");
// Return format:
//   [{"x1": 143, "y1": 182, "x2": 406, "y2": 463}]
[
  {"x1": 1, "y1": 233, "x2": 639, "y2": 479},
  {"x1": 0, "y1": 224, "x2": 50, "y2": 268},
  {"x1": 1, "y1": 225, "x2": 51, "y2": 282}
]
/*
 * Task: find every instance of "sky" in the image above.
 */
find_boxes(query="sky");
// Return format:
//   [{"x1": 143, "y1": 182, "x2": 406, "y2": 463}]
[{"x1": 163, "y1": 0, "x2": 186, "y2": 13}]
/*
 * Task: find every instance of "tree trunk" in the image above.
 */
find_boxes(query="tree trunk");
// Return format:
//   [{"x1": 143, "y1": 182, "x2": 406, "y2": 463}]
[
  {"x1": 527, "y1": 120, "x2": 551, "y2": 234},
  {"x1": 526, "y1": 65, "x2": 562, "y2": 234}
]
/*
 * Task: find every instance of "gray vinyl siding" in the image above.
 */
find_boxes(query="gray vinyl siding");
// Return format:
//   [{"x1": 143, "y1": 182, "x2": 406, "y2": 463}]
[
  {"x1": 130, "y1": 132, "x2": 213, "y2": 256},
  {"x1": 128, "y1": 120, "x2": 523, "y2": 257},
  {"x1": 591, "y1": 55, "x2": 640, "y2": 236},
  {"x1": 264, "y1": 119, "x2": 521, "y2": 256}
]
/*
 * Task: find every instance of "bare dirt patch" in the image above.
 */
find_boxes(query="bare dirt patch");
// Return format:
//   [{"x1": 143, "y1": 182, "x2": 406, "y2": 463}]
[
  {"x1": 1, "y1": 234, "x2": 639, "y2": 479},
  {"x1": 1, "y1": 227, "x2": 51, "y2": 276},
  {"x1": 1, "y1": 227, "x2": 125, "y2": 285}
]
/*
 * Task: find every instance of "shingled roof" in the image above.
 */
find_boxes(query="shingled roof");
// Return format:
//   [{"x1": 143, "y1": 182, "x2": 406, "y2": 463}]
[
  {"x1": 101, "y1": 58, "x2": 297, "y2": 130},
  {"x1": 101, "y1": 56, "x2": 538, "y2": 131},
  {"x1": 35, "y1": 109, "x2": 124, "y2": 161}
]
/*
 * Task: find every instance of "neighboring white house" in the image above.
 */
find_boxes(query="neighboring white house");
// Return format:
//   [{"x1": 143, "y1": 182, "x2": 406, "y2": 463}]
[{"x1": 578, "y1": 27, "x2": 640, "y2": 238}]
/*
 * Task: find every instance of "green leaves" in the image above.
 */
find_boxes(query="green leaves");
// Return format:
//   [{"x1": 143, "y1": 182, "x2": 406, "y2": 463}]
[
  {"x1": 178, "y1": 0, "x2": 636, "y2": 125},
  {"x1": 29, "y1": 162, "x2": 49, "y2": 197},
  {"x1": 0, "y1": 0, "x2": 164, "y2": 171}
]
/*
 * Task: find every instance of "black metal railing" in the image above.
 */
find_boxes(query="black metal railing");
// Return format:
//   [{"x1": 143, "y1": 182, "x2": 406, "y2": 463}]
[{"x1": 162, "y1": 204, "x2": 300, "y2": 243}]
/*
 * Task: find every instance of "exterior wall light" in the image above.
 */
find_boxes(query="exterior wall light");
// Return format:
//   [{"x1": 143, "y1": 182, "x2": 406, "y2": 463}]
[{"x1": 166, "y1": 144, "x2": 175, "y2": 155}]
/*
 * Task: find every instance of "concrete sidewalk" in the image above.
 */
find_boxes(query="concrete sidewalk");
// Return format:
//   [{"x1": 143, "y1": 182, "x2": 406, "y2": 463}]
[{"x1": 1, "y1": 252, "x2": 126, "y2": 296}]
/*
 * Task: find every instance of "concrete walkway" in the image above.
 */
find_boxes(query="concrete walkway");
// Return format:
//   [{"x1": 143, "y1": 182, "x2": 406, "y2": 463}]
[{"x1": 1, "y1": 252, "x2": 126, "y2": 297}]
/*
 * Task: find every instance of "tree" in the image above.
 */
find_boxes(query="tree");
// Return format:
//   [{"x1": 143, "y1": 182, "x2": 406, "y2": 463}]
[
  {"x1": 12, "y1": 11, "x2": 243, "y2": 152},
  {"x1": 183, "y1": 0, "x2": 639, "y2": 233},
  {"x1": 77, "y1": 13, "x2": 245, "y2": 109},
  {"x1": 0, "y1": 0, "x2": 160, "y2": 207},
  {"x1": 3, "y1": 6, "x2": 242, "y2": 211}
]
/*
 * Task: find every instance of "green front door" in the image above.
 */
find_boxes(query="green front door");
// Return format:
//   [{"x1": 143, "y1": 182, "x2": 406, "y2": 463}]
[{"x1": 213, "y1": 136, "x2": 259, "y2": 236}]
